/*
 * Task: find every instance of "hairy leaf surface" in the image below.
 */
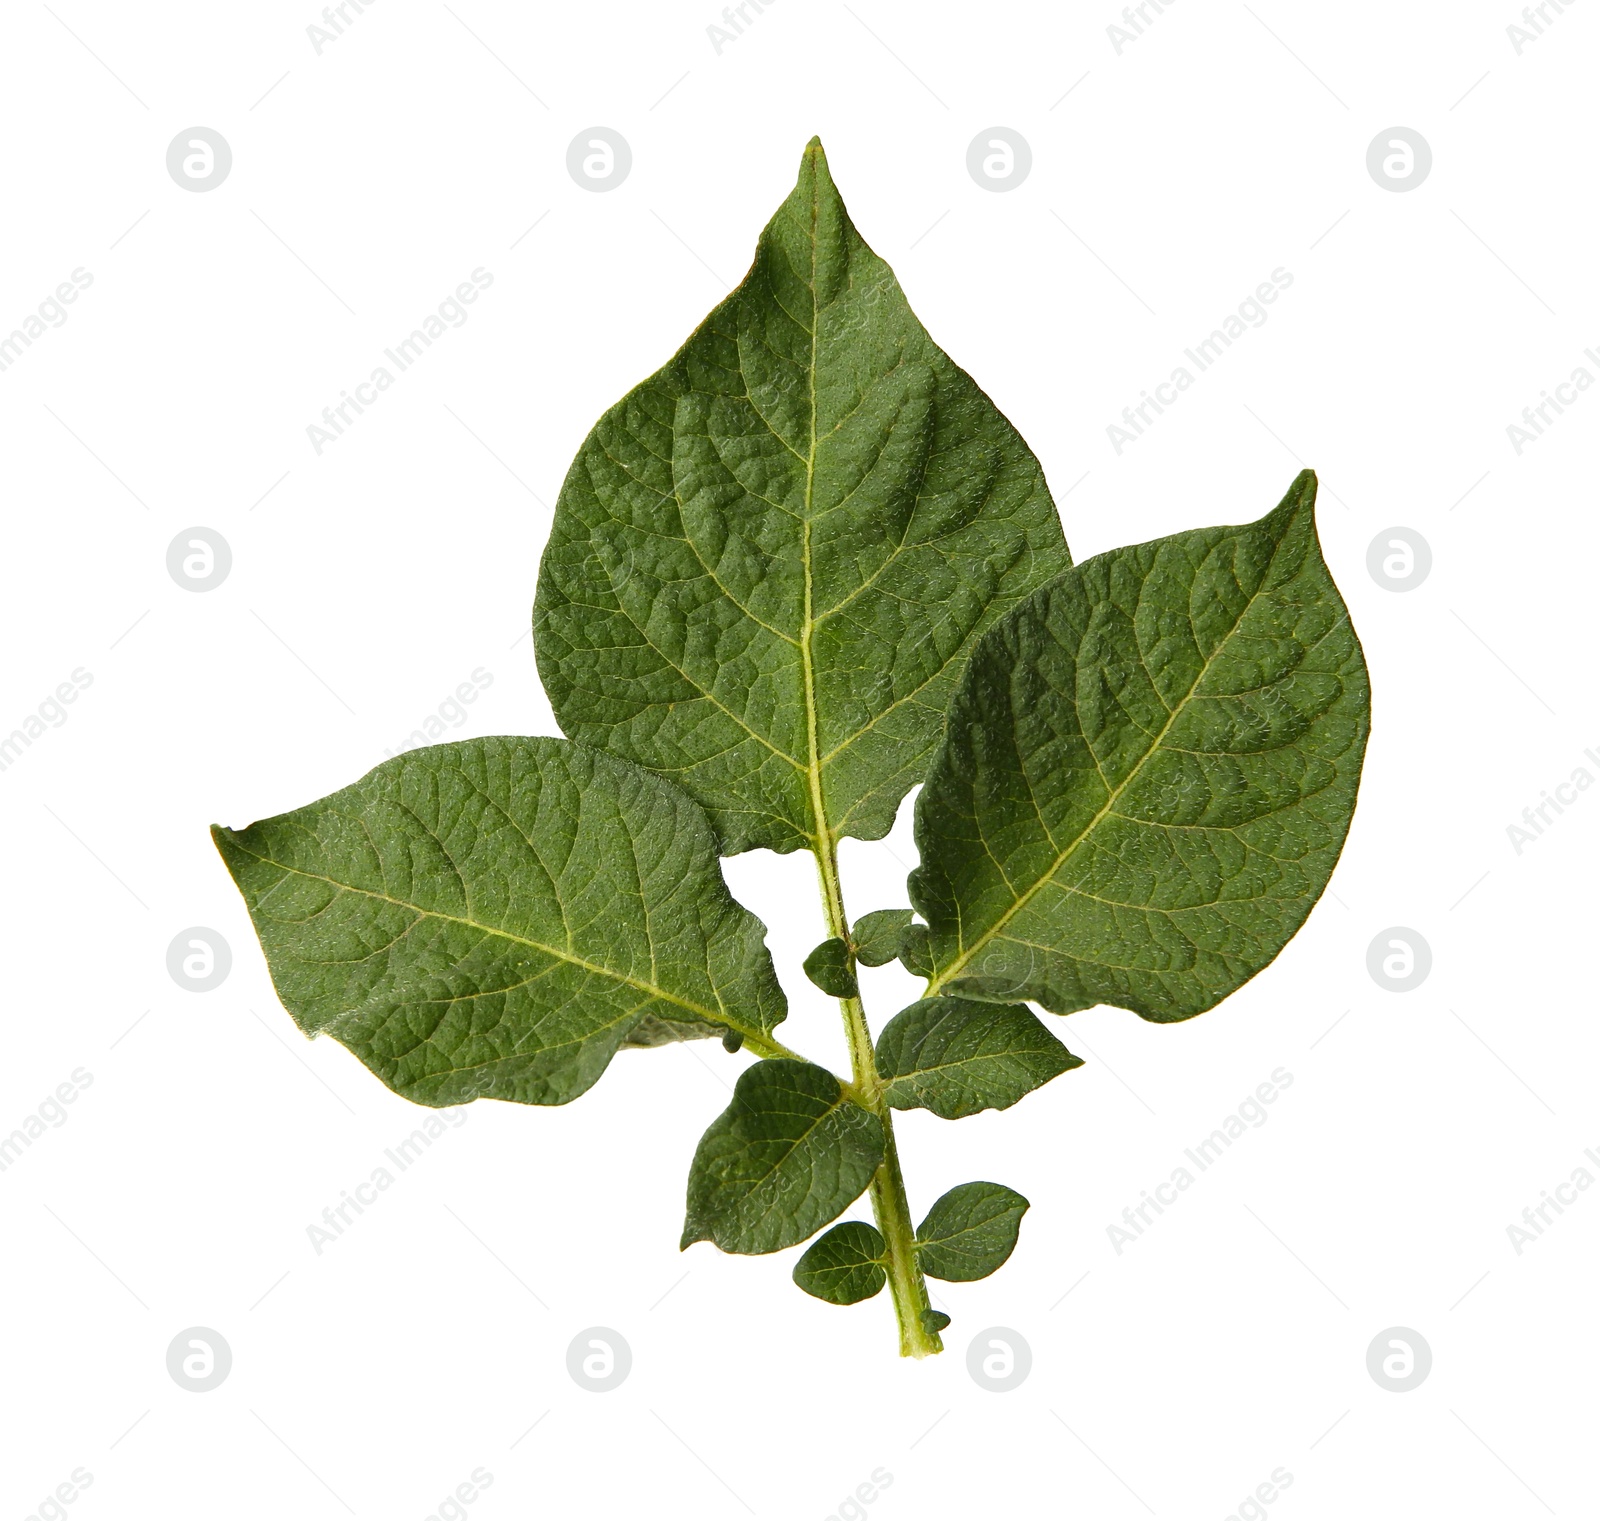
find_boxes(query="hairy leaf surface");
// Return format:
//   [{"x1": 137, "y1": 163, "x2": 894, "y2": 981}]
[
  {"x1": 213, "y1": 737, "x2": 786, "y2": 1107},
  {"x1": 682, "y1": 1060, "x2": 884, "y2": 1254},
  {"x1": 793, "y1": 1221, "x2": 887, "y2": 1304},
  {"x1": 916, "y1": 1183, "x2": 1029, "y2": 1282},
  {"x1": 534, "y1": 138, "x2": 1070, "y2": 855},
  {"x1": 876, "y1": 998, "x2": 1082, "y2": 1119},
  {"x1": 911, "y1": 472, "x2": 1369, "y2": 1020}
]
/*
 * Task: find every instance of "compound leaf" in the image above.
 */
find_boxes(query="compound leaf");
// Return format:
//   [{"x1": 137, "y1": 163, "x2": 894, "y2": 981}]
[
  {"x1": 212, "y1": 737, "x2": 787, "y2": 1108},
  {"x1": 916, "y1": 1183, "x2": 1029, "y2": 1282},
  {"x1": 851, "y1": 908, "x2": 914, "y2": 967},
  {"x1": 793, "y1": 1221, "x2": 887, "y2": 1305},
  {"x1": 534, "y1": 137, "x2": 1070, "y2": 856},
  {"x1": 682, "y1": 1060, "x2": 884, "y2": 1254},
  {"x1": 804, "y1": 937, "x2": 859, "y2": 998},
  {"x1": 911, "y1": 472, "x2": 1369, "y2": 1020},
  {"x1": 876, "y1": 998, "x2": 1082, "y2": 1119}
]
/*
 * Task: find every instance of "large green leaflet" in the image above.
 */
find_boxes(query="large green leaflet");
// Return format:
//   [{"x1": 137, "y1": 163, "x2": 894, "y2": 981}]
[
  {"x1": 911, "y1": 472, "x2": 1369, "y2": 1021},
  {"x1": 213, "y1": 737, "x2": 786, "y2": 1107},
  {"x1": 534, "y1": 138, "x2": 1070, "y2": 855},
  {"x1": 682, "y1": 1060, "x2": 884, "y2": 1254}
]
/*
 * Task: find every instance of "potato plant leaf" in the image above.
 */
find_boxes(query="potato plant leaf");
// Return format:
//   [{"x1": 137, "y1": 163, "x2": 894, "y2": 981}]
[
  {"x1": 533, "y1": 138, "x2": 1071, "y2": 856},
  {"x1": 682, "y1": 1060, "x2": 884, "y2": 1254},
  {"x1": 916, "y1": 1183, "x2": 1029, "y2": 1282},
  {"x1": 211, "y1": 140, "x2": 1368, "y2": 1361},
  {"x1": 793, "y1": 1221, "x2": 887, "y2": 1304},
  {"x1": 804, "y1": 937, "x2": 859, "y2": 998},
  {"x1": 911, "y1": 472, "x2": 1369, "y2": 1020},
  {"x1": 876, "y1": 998, "x2": 1083, "y2": 1119},
  {"x1": 212, "y1": 737, "x2": 787, "y2": 1107},
  {"x1": 851, "y1": 908, "x2": 914, "y2": 967}
]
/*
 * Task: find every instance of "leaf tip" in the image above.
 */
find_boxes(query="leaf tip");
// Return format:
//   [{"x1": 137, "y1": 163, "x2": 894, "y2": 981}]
[
  {"x1": 1262, "y1": 466, "x2": 1323, "y2": 542},
  {"x1": 209, "y1": 822, "x2": 240, "y2": 867},
  {"x1": 1283, "y1": 467, "x2": 1319, "y2": 520},
  {"x1": 795, "y1": 135, "x2": 839, "y2": 205}
]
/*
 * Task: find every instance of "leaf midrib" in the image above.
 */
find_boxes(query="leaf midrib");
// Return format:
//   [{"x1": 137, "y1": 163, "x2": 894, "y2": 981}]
[
  {"x1": 799, "y1": 159, "x2": 828, "y2": 850},
  {"x1": 918, "y1": 1219, "x2": 1014, "y2": 1255},
  {"x1": 224, "y1": 836, "x2": 784, "y2": 1052},
  {"x1": 918, "y1": 1212, "x2": 1014, "y2": 1249},
  {"x1": 885, "y1": 1042, "x2": 1054, "y2": 1083}
]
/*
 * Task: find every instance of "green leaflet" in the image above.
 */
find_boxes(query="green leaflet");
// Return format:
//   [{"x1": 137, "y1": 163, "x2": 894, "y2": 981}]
[
  {"x1": 212, "y1": 737, "x2": 787, "y2": 1107},
  {"x1": 911, "y1": 472, "x2": 1369, "y2": 1021},
  {"x1": 793, "y1": 1221, "x2": 887, "y2": 1304},
  {"x1": 851, "y1": 908, "x2": 914, "y2": 967},
  {"x1": 533, "y1": 137, "x2": 1070, "y2": 856},
  {"x1": 876, "y1": 998, "x2": 1083, "y2": 1120},
  {"x1": 916, "y1": 1183, "x2": 1029, "y2": 1282},
  {"x1": 804, "y1": 937, "x2": 859, "y2": 998},
  {"x1": 899, "y1": 923, "x2": 933, "y2": 978},
  {"x1": 682, "y1": 1060, "x2": 884, "y2": 1254}
]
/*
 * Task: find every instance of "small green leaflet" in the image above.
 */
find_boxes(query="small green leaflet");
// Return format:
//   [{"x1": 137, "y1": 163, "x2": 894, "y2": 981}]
[
  {"x1": 916, "y1": 1183, "x2": 1029, "y2": 1282},
  {"x1": 793, "y1": 1221, "x2": 887, "y2": 1304},
  {"x1": 899, "y1": 923, "x2": 933, "y2": 978},
  {"x1": 911, "y1": 472, "x2": 1369, "y2": 1021},
  {"x1": 212, "y1": 737, "x2": 787, "y2": 1107},
  {"x1": 851, "y1": 908, "x2": 914, "y2": 967},
  {"x1": 876, "y1": 998, "x2": 1083, "y2": 1119},
  {"x1": 682, "y1": 1060, "x2": 884, "y2": 1254},
  {"x1": 804, "y1": 937, "x2": 859, "y2": 998},
  {"x1": 534, "y1": 138, "x2": 1071, "y2": 856}
]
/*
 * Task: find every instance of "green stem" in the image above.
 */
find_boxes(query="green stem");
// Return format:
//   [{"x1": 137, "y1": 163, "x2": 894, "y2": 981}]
[
  {"x1": 811, "y1": 835, "x2": 943, "y2": 1359},
  {"x1": 739, "y1": 1029, "x2": 816, "y2": 1065}
]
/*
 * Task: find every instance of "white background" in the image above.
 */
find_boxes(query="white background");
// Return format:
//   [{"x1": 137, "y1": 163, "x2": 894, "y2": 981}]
[{"x1": 2, "y1": 2, "x2": 1596, "y2": 1517}]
